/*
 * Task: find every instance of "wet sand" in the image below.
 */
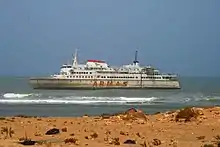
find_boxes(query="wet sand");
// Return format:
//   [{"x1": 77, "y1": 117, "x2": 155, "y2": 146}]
[{"x1": 0, "y1": 106, "x2": 220, "y2": 147}]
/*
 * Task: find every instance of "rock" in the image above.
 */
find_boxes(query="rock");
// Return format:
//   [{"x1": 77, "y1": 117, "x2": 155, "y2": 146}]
[
  {"x1": 83, "y1": 114, "x2": 89, "y2": 118},
  {"x1": 85, "y1": 136, "x2": 91, "y2": 140},
  {"x1": 120, "y1": 131, "x2": 128, "y2": 136},
  {"x1": 19, "y1": 139, "x2": 36, "y2": 145},
  {"x1": 61, "y1": 127, "x2": 67, "y2": 132},
  {"x1": 109, "y1": 137, "x2": 120, "y2": 145},
  {"x1": 90, "y1": 132, "x2": 98, "y2": 139},
  {"x1": 196, "y1": 136, "x2": 205, "y2": 140},
  {"x1": 64, "y1": 138, "x2": 79, "y2": 145},
  {"x1": 101, "y1": 113, "x2": 112, "y2": 119},
  {"x1": 45, "y1": 128, "x2": 60, "y2": 135},
  {"x1": 124, "y1": 139, "x2": 136, "y2": 144},
  {"x1": 70, "y1": 133, "x2": 75, "y2": 136},
  {"x1": 120, "y1": 108, "x2": 148, "y2": 122},
  {"x1": 169, "y1": 139, "x2": 178, "y2": 147},
  {"x1": 125, "y1": 108, "x2": 137, "y2": 114},
  {"x1": 175, "y1": 107, "x2": 203, "y2": 122},
  {"x1": 34, "y1": 132, "x2": 41, "y2": 136},
  {"x1": 152, "y1": 138, "x2": 161, "y2": 146},
  {"x1": 105, "y1": 130, "x2": 111, "y2": 135}
]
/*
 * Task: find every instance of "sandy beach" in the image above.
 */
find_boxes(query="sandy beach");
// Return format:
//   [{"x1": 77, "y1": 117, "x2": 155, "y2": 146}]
[{"x1": 0, "y1": 106, "x2": 220, "y2": 147}]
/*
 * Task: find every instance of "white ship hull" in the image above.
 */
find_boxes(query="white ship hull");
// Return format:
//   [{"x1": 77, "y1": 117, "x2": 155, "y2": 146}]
[{"x1": 29, "y1": 78, "x2": 181, "y2": 90}]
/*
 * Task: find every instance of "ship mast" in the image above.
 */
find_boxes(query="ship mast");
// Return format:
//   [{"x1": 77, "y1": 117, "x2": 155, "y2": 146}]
[{"x1": 72, "y1": 49, "x2": 78, "y2": 69}]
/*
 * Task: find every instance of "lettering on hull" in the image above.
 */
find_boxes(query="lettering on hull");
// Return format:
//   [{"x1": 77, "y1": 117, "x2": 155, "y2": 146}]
[{"x1": 93, "y1": 81, "x2": 128, "y2": 87}]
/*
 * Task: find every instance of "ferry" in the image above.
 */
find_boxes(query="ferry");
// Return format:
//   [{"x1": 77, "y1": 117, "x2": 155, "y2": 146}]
[{"x1": 29, "y1": 50, "x2": 181, "y2": 89}]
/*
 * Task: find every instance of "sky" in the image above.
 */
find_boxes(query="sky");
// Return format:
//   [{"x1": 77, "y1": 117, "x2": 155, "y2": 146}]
[{"x1": 0, "y1": 0, "x2": 219, "y2": 77}]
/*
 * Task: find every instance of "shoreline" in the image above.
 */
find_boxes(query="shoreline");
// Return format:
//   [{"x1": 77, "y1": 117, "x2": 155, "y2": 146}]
[{"x1": 0, "y1": 106, "x2": 220, "y2": 147}]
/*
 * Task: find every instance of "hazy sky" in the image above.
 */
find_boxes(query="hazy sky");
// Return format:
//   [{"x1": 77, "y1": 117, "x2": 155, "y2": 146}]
[{"x1": 0, "y1": 0, "x2": 219, "y2": 76}]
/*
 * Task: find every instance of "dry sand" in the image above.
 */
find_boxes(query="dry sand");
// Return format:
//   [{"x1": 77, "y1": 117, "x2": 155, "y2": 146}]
[{"x1": 0, "y1": 106, "x2": 220, "y2": 147}]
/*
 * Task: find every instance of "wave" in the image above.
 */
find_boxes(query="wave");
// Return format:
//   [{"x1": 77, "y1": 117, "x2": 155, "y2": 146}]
[
  {"x1": 0, "y1": 93, "x2": 158, "y2": 105},
  {"x1": 1, "y1": 92, "x2": 220, "y2": 105},
  {"x1": 3, "y1": 93, "x2": 33, "y2": 98}
]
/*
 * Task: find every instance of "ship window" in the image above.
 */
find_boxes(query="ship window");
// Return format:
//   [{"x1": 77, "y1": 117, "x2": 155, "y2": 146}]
[
  {"x1": 136, "y1": 77, "x2": 138, "y2": 79},
  {"x1": 79, "y1": 76, "x2": 81, "y2": 78},
  {"x1": 82, "y1": 76, "x2": 84, "y2": 78},
  {"x1": 90, "y1": 72, "x2": 92, "y2": 74}
]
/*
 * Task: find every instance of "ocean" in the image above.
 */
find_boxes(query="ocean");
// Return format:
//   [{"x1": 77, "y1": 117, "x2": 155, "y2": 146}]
[{"x1": 0, "y1": 77, "x2": 220, "y2": 117}]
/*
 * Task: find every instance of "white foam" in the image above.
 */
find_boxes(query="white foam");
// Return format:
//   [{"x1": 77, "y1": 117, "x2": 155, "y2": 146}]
[
  {"x1": 0, "y1": 96, "x2": 158, "y2": 105},
  {"x1": 3, "y1": 93, "x2": 32, "y2": 98},
  {"x1": 0, "y1": 99, "x2": 129, "y2": 104},
  {"x1": 120, "y1": 97, "x2": 157, "y2": 102}
]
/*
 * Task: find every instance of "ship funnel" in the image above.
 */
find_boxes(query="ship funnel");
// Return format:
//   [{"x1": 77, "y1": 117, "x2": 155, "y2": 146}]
[{"x1": 133, "y1": 50, "x2": 139, "y2": 65}]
